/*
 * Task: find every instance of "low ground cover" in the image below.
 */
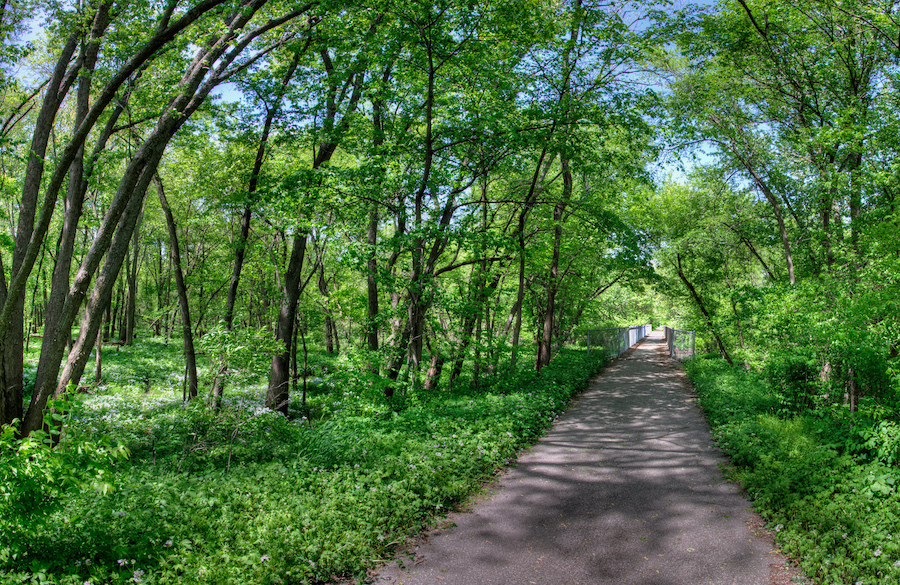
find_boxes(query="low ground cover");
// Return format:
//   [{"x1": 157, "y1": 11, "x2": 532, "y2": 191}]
[
  {"x1": 687, "y1": 357, "x2": 900, "y2": 585},
  {"x1": 1, "y1": 344, "x2": 606, "y2": 585}
]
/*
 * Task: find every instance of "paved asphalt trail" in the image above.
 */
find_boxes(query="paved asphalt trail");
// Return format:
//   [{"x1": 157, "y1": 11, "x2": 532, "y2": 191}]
[{"x1": 373, "y1": 329, "x2": 792, "y2": 585}]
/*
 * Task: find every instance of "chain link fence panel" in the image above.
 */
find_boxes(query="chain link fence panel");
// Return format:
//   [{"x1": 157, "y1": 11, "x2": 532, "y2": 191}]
[{"x1": 664, "y1": 327, "x2": 695, "y2": 361}]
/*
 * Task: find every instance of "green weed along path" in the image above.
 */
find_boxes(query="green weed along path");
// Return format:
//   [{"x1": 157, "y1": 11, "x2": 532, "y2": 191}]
[{"x1": 374, "y1": 329, "x2": 794, "y2": 585}]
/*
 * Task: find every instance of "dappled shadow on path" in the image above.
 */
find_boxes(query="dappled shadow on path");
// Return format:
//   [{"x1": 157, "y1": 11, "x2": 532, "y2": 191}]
[{"x1": 374, "y1": 332, "x2": 781, "y2": 585}]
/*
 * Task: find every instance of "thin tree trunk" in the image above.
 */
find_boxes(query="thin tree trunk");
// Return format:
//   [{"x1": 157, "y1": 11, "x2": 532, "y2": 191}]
[
  {"x1": 723, "y1": 257, "x2": 747, "y2": 350},
  {"x1": 316, "y1": 257, "x2": 337, "y2": 354},
  {"x1": 366, "y1": 206, "x2": 379, "y2": 355},
  {"x1": 724, "y1": 222, "x2": 777, "y2": 281},
  {"x1": 155, "y1": 240, "x2": 164, "y2": 335},
  {"x1": 745, "y1": 166, "x2": 795, "y2": 285},
  {"x1": 510, "y1": 151, "x2": 556, "y2": 368},
  {"x1": 94, "y1": 322, "x2": 102, "y2": 385},
  {"x1": 154, "y1": 175, "x2": 198, "y2": 401},
  {"x1": 537, "y1": 157, "x2": 571, "y2": 372},
  {"x1": 124, "y1": 211, "x2": 142, "y2": 345},
  {"x1": 405, "y1": 39, "x2": 437, "y2": 389},
  {"x1": 164, "y1": 248, "x2": 172, "y2": 342},
  {"x1": 291, "y1": 312, "x2": 300, "y2": 398},
  {"x1": 423, "y1": 336, "x2": 444, "y2": 391},
  {"x1": 676, "y1": 253, "x2": 733, "y2": 365},
  {"x1": 224, "y1": 51, "x2": 301, "y2": 331},
  {"x1": 365, "y1": 57, "x2": 393, "y2": 364}
]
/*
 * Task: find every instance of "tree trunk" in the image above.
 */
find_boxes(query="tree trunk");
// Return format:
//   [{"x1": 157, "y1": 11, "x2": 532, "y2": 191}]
[
  {"x1": 2, "y1": 28, "x2": 82, "y2": 426},
  {"x1": 510, "y1": 150, "x2": 555, "y2": 368},
  {"x1": 537, "y1": 157, "x2": 571, "y2": 372},
  {"x1": 124, "y1": 211, "x2": 142, "y2": 346},
  {"x1": 291, "y1": 312, "x2": 300, "y2": 397},
  {"x1": 423, "y1": 336, "x2": 444, "y2": 391},
  {"x1": 316, "y1": 257, "x2": 337, "y2": 354},
  {"x1": 266, "y1": 232, "x2": 307, "y2": 414},
  {"x1": 676, "y1": 253, "x2": 733, "y2": 365},
  {"x1": 94, "y1": 323, "x2": 102, "y2": 385},
  {"x1": 154, "y1": 176, "x2": 198, "y2": 401},
  {"x1": 224, "y1": 51, "x2": 301, "y2": 331},
  {"x1": 265, "y1": 35, "x2": 369, "y2": 409},
  {"x1": 366, "y1": 206, "x2": 380, "y2": 352},
  {"x1": 366, "y1": 56, "x2": 392, "y2": 362},
  {"x1": 155, "y1": 240, "x2": 164, "y2": 335},
  {"x1": 745, "y1": 164, "x2": 795, "y2": 285}
]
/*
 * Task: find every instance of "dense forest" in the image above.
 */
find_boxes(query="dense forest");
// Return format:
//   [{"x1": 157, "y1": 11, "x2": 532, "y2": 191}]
[{"x1": 1, "y1": 0, "x2": 899, "y2": 583}]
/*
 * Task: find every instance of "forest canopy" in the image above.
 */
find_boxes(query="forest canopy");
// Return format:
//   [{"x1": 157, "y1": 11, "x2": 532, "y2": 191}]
[{"x1": 0, "y1": 0, "x2": 667, "y2": 433}]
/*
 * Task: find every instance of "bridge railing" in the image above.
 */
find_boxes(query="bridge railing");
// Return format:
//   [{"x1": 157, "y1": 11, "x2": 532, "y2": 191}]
[
  {"x1": 584, "y1": 325, "x2": 652, "y2": 358},
  {"x1": 664, "y1": 327, "x2": 695, "y2": 361}
]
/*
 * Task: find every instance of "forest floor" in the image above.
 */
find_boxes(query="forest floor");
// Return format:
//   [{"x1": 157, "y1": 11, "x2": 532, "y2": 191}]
[{"x1": 372, "y1": 330, "x2": 809, "y2": 585}]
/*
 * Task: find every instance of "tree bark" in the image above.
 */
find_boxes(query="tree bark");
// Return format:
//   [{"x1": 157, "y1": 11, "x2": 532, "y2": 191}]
[
  {"x1": 154, "y1": 176, "x2": 198, "y2": 401},
  {"x1": 1, "y1": 24, "x2": 82, "y2": 426},
  {"x1": 314, "y1": 239, "x2": 338, "y2": 354},
  {"x1": 366, "y1": 206, "x2": 380, "y2": 355},
  {"x1": 537, "y1": 157, "x2": 572, "y2": 372},
  {"x1": 267, "y1": 232, "x2": 307, "y2": 413},
  {"x1": 224, "y1": 50, "x2": 301, "y2": 331},
  {"x1": 676, "y1": 253, "x2": 733, "y2": 365},
  {"x1": 423, "y1": 336, "x2": 444, "y2": 391},
  {"x1": 19, "y1": 0, "x2": 303, "y2": 435},
  {"x1": 124, "y1": 211, "x2": 142, "y2": 345}
]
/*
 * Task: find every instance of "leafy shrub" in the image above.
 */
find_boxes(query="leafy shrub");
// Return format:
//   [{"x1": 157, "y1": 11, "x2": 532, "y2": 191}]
[
  {"x1": 198, "y1": 325, "x2": 283, "y2": 390},
  {"x1": 851, "y1": 420, "x2": 900, "y2": 466},
  {"x1": 762, "y1": 348, "x2": 822, "y2": 415},
  {"x1": 828, "y1": 342, "x2": 895, "y2": 407},
  {"x1": 0, "y1": 411, "x2": 129, "y2": 566}
]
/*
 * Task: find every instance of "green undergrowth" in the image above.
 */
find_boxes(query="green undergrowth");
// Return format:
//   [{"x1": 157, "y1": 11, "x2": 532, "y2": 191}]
[
  {"x1": 1, "y1": 347, "x2": 606, "y2": 585},
  {"x1": 687, "y1": 357, "x2": 900, "y2": 585}
]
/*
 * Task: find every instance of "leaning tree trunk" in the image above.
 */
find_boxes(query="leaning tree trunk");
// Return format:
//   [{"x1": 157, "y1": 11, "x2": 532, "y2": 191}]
[
  {"x1": 2, "y1": 27, "x2": 82, "y2": 427},
  {"x1": 155, "y1": 176, "x2": 198, "y2": 401},
  {"x1": 224, "y1": 51, "x2": 300, "y2": 331},
  {"x1": 676, "y1": 253, "x2": 733, "y2": 366},
  {"x1": 18, "y1": 0, "x2": 291, "y2": 435}
]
